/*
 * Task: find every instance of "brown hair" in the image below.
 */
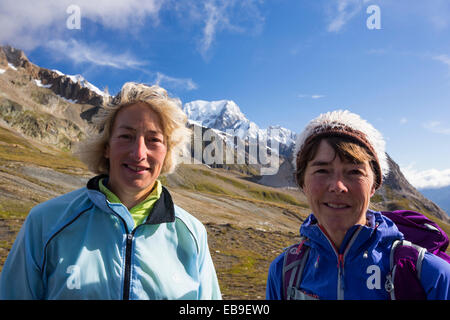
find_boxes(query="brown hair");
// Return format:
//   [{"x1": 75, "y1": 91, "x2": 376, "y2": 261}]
[{"x1": 295, "y1": 135, "x2": 378, "y2": 189}]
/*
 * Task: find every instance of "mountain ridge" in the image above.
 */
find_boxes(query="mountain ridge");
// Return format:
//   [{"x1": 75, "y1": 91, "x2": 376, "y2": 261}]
[
  {"x1": 183, "y1": 99, "x2": 297, "y2": 157},
  {"x1": 0, "y1": 45, "x2": 107, "y2": 107}
]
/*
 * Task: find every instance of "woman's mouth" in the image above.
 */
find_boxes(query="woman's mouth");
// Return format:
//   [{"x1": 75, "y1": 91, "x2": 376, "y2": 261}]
[
  {"x1": 324, "y1": 202, "x2": 351, "y2": 209},
  {"x1": 123, "y1": 164, "x2": 150, "y2": 173}
]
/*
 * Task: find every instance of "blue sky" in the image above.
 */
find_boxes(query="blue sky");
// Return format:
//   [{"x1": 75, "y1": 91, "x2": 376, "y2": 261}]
[{"x1": 1, "y1": 0, "x2": 450, "y2": 188}]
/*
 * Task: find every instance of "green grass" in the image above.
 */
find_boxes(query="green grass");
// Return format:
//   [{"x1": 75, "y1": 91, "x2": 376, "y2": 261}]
[
  {"x1": 0, "y1": 125, "x2": 33, "y2": 148},
  {"x1": 0, "y1": 126, "x2": 88, "y2": 175},
  {"x1": 0, "y1": 198, "x2": 33, "y2": 219},
  {"x1": 192, "y1": 181, "x2": 234, "y2": 195},
  {"x1": 246, "y1": 188, "x2": 302, "y2": 206},
  {"x1": 181, "y1": 166, "x2": 307, "y2": 207}
]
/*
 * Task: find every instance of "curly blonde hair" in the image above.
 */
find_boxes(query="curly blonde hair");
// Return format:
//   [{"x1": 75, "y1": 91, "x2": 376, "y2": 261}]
[{"x1": 75, "y1": 82, "x2": 191, "y2": 175}]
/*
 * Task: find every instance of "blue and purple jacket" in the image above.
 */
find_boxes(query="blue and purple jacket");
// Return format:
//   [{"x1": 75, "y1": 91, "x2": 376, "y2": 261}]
[{"x1": 266, "y1": 210, "x2": 450, "y2": 300}]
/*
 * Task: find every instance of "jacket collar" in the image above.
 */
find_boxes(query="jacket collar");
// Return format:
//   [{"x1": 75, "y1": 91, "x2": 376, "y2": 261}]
[
  {"x1": 86, "y1": 175, "x2": 175, "y2": 225},
  {"x1": 299, "y1": 210, "x2": 402, "y2": 256}
]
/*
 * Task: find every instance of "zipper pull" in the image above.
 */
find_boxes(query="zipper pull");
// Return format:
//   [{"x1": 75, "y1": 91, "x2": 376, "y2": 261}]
[{"x1": 337, "y1": 254, "x2": 344, "y2": 269}]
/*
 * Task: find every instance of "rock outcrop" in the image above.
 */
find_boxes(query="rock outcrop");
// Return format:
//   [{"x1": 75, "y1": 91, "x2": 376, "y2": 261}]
[
  {"x1": 0, "y1": 45, "x2": 104, "y2": 106},
  {"x1": 38, "y1": 68, "x2": 104, "y2": 106}
]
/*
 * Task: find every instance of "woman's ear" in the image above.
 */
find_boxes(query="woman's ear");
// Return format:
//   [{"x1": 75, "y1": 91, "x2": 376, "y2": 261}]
[{"x1": 370, "y1": 184, "x2": 376, "y2": 198}]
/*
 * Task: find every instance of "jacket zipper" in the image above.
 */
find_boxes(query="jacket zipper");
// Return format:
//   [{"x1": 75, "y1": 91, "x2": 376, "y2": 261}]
[
  {"x1": 317, "y1": 224, "x2": 362, "y2": 300},
  {"x1": 123, "y1": 231, "x2": 135, "y2": 300},
  {"x1": 103, "y1": 198, "x2": 136, "y2": 300}
]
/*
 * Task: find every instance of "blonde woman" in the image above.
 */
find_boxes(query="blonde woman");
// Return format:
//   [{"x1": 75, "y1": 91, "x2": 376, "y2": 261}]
[{"x1": 0, "y1": 83, "x2": 221, "y2": 300}]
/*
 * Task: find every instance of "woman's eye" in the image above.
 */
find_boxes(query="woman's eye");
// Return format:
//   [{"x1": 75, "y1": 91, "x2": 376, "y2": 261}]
[
  {"x1": 119, "y1": 134, "x2": 132, "y2": 140},
  {"x1": 148, "y1": 136, "x2": 163, "y2": 143},
  {"x1": 315, "y1": 169, "x2": 328, "y2": 174}
]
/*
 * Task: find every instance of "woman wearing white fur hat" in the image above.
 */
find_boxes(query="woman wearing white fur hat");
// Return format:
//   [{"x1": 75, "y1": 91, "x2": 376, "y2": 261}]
[{"x1": 266, "y1": 110, "x2": 450, "y2": 300}]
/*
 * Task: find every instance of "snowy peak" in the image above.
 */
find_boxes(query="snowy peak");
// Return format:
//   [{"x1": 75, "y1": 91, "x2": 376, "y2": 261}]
[
  {"x1": 35, "y1": 68, "x2": 107, "y2": 106},
  {"x1": 183, "y1": 99, "x2": 297, "y2": 151},
  {"x1": 183, "y1": 99, "x2": 262, "y2": 141},
  {"x1": 52, "y1": 69, "x2": 108, "y2": 97},
  {"x1": 0, "y1": 45, "x2": 107, "y2": 106},
  {"x1": 183, "y1": 100, "x2": 248, "y2": 132},
  {"x1": 267, "y1": 125, "x2": 297, "y2": 146}
]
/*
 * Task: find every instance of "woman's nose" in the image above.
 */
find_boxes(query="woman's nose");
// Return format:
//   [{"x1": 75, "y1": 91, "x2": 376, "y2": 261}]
[
  {"x1": 131, "y1": 136, "x2": 147, "y2": 161},
  {"x1": 328, "y1": 175, "x2": 348, "y2": 193}
]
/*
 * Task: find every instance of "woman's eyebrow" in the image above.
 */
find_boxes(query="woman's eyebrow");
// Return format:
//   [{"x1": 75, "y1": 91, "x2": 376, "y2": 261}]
[
  {"x1": 310, "y1": 161, "x2": 331, "y2": 167},
  {"x1": 117, "y1": 125, "x2": 162, "y2": 135},
  {"x1": 117, "y1": 125, "x2": 135, "y2": 131}
]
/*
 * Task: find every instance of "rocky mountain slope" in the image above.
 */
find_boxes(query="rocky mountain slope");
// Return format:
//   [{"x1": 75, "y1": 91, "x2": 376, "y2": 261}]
[{"x1": 0, "y1": 45, "x2": 449, "y2": 299}]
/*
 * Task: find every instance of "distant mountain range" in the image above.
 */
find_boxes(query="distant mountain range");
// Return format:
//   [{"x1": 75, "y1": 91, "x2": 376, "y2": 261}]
[
  {"x1": 0, "y1": 44, "x2": 449, "y2": 223},
  {"x1": 419, "y1": 186, "x2": 450, "y2": 217},
  {"x1": 183, "y1": 99, "x2": 297, "y2": 157}
]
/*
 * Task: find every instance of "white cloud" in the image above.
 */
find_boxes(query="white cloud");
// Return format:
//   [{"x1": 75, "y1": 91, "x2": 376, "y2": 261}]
[
  {"x1": 400, "y1": 117, "x2": 408, "y2": 124},
  {"x1": 0, "y1": 0, "x2": 164, "y2": 50},
  {"x1": 200, "y1": 0, "x2": 264, "y2": 58},
  {"x1": 401, "y1": 163, "x2": 450, "y2": 189},
  {"x1": 174, "y1": 0, "x2": 264, "y2": 59},
  {"x1": 46, "y1": 39, "x2": 147, "y2": 69},
  {"x1": 155, "y1": 72, "x2": 198, "y2": 91},
  {"x1": 0, "y1": 0, "x2": 264, "y2": 61},
  {"x1": 423, "y1": 121, "x2": 450, "y2": 135},
  {"x1": 326, "y1": 0, "x2": 364, "y2": 32},
  {"x1": 298, "y1": 94, "x2": 325, "y2": 99},
  {"x1": 201, "y1": 1, "x2": 223, "y2": 56},
  {"x1": 434, "y1": 54, "x2": 450, "y2": 72}
]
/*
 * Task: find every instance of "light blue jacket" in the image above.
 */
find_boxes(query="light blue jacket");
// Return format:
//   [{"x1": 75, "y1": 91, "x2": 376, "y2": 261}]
[
  {"x1": 266, "y1": 211, "x2": 450, "y2": 300},
  {"x1": 0, "y1": 175, "x2": 222, "y2": 300}
]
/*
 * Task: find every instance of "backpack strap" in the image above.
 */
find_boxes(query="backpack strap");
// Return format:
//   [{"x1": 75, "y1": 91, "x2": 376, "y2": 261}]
[
  {"x1": 386, "y1": 239, "x2": 427, "y2": 300},
  {"x1": 282, "y1": 237, "x2": 311, "y2": 300}
]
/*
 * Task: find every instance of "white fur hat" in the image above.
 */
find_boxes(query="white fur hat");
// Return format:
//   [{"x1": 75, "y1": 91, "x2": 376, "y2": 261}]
[{"x1": 293, "y1": 110, "x2": 389, "y2": 188}]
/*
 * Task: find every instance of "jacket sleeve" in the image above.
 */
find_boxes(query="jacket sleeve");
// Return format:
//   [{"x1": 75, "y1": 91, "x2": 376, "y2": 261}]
[
  {"x1": 420, "y1": 252, "x2": 450, "y2": 300},
  {"x1": 266, "y1": 253, "x2": 284, "y2": 300},
  {"x1": 197, "y1": 225, "x2": 222, "y2": 300},
  {"x1": 0, "y1": 213, "x2": 45, "y2": 300}
]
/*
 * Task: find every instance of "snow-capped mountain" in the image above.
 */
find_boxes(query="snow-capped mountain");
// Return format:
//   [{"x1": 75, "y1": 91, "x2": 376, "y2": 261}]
[
  {"x1": 183, "y1": 99, "x2": 297, "y2": 153},
  {"x1": 183, "y1": 100, "x2": 258, "y2": 139},
  {"x1": 52, "y1": 69, "x2": 108, "y2": 97}
]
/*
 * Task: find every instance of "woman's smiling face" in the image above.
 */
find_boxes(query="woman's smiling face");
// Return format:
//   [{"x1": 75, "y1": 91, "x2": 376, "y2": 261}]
[
  {"x1": 105, "y1": 102, "x2": 167, "y2": 198},
  {"x1": 302, "y1": 139, "x2": 376, "y2": 234}
]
